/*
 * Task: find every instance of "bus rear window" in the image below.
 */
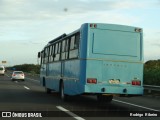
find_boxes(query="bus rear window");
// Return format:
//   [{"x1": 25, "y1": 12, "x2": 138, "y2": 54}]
[{"x1": 92, "y1": 29, "x2": 141, "y2": 57}]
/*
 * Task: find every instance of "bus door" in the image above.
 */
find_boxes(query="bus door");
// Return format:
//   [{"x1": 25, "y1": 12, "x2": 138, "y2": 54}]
[
  {"x1": 41, "y1": 47, "x2": 49, "y2": 77},
  {"x1": 46, "y1": 63, "x2": 49, "y2": 76},
  {"x1": 39, "y1": 51, "x2": 47, "y2": 77},
  {"x1": 40, "y1": 64, "x2": 46, "y2": 77}
]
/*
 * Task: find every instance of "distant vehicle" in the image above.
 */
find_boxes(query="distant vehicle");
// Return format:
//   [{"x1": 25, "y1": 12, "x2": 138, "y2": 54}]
[
  {"x1": 0, "y1": 66, "x2": 5, "y2": 76},
  {"x1": 38, "y1": 23, "x2": 143, "y2": 102},
  {"x1": 11, "y1": 71, "x2": 25, "y2": 81}
]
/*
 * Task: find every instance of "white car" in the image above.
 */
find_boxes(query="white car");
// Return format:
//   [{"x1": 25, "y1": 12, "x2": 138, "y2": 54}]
[
  {"x1": 11, "y1": 71, "x2": 25, "y2": 81},
  {"x1": 0, "y1": 66, "x2": 5, "y2": 76}
]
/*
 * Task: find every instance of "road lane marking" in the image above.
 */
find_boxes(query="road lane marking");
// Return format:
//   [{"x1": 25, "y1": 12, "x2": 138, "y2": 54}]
[
  {"x1": 24, "y1": 86, "x2": 30, "y2": 90},
  {"x1": 56, "y1": 106, "x2": 85, "y2": 120},
  {"x1": 5, "y1": 74, "x2": 10, "y2": 77},
  {"x1": 113, "y1": 99, "x2": 160, "y2": 112}
]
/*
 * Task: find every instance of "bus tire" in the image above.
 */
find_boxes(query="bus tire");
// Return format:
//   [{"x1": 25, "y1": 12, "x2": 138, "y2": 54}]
[
  {"x1": 97, "y1": 94, "x2": 113, "y2": 103},
  {"x1": 43, "y1": 77, "x2": 46, "y2": 87},
  {"x1": 45, "y1": 88, "x2": 51, "y2": 94},
  {"x1": 60, "y1": 81, "x2": 68, "y2": 101}
]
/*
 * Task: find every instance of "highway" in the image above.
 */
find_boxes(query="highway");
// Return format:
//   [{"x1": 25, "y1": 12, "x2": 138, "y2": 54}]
[{"x1": 0, "y1": 72, "x2": 159, "y2": 120}]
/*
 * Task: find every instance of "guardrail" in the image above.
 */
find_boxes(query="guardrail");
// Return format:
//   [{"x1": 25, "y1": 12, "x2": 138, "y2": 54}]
[{"x1": 143, "y1": 85, "x2": 160, "y2": 93}]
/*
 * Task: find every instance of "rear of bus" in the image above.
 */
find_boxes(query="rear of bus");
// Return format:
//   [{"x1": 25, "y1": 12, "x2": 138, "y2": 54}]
[{"x1": 81, "y1": 23, "x2": 143, "y2": 98}]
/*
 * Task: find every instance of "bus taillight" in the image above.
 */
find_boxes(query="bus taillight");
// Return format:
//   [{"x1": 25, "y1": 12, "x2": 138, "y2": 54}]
[
  {"x1": 87, "y1": 78, "x2": 97, "y2": 84},
  {"x1": 132, "y1": 80, "x2": 141, "y2": 86}
]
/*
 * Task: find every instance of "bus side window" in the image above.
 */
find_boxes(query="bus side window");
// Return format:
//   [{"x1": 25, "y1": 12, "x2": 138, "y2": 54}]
[
  {"x1": 65, "y1": 39, "x2": 69, "y2": 59},
  {"x1": 47, "y1": 46, "x2": 50, "y2": 63},
  {"x1": 41, "y1": 51, "x2": 44, "y2": 64},
  {"x1": 54, "y1": 43, "x2": 58, "y2": 61},
  {"x1": 61, "y1": 40, "x2": 66, "y2": 60},
  {"x1": 43, "y1": 48, "x2": 46, "y2": 63},
  {"x1": 44, "y1": 48, "x2": 48, "y2": 63},
  {"x1": 47, "y1": 47, "x2": 49, "y2": 63},
  {"x1": 70, "y1": 36, "x2": 75, "y2": 50},
  {"x1": 49, "y1": 45, "x2": 53, "y2": 62},
  {"x1": 58, "y1": 42, "x2": 61, "y2": 60},
  {"x1": 75, "y1": 32, "x2": 80, "y2": 49},
  {"x1": 51, "y1": 45, "x2": 55, "y2": 62},
  {"x1": 69, "y1": 35, "x2": 79, "y2": 59},
  {"x1": 55, "y1": 42, "x2": 61, "y2": 61}
]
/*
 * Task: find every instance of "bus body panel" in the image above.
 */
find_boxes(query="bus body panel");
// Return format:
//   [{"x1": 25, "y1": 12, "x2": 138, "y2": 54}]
[
  {"x1": 40, "y1": 60, "x2": 84, "y2": 95},
  {"x1": 63, "y1": 60, "x2": 81, "y2": 95},
  {"x1": 47, "y1": 62, "x2": 61, "y2": 91},
  {"x1": 85, "y1": 60, "x2": 143, "y2": 95},
  {"x1": 84, "y1": 23, "x2": 143, "y2": 95},
  {"x1": 85, "y1": 85, "x2": 143, "y2": 95}
]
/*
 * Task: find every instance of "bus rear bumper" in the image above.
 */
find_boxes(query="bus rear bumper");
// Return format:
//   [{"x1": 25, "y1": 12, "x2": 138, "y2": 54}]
[{"x1": 84, "y1": 84, "x2": 144, "y2": 95}]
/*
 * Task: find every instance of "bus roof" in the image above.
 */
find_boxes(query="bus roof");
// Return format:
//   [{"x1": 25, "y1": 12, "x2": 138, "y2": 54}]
[
  {"x1": 46, "y1": 29, "x2": 80, "y2": 47},
  {"x1": 49, "y1": 33, "x2": 67, "y2": 44}
]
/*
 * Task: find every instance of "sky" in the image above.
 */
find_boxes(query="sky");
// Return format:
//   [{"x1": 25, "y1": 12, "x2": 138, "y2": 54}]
[{"x1": 0, "y1": 0, "x2": 160, "y2": 66}]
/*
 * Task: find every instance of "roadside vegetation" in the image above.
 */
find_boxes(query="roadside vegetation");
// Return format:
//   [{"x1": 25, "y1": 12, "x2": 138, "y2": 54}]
[
  {"x1": 144, "y1": 60, "x2": 160, "y2": 86},
  {"x1": 7, "y1": 64, "x2": 40, "y2": 74}
]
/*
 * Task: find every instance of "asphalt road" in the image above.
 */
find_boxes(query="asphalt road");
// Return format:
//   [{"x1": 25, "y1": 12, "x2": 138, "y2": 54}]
[{"x1": 0, "y1": 73, "x2": 160, "y2": 120}]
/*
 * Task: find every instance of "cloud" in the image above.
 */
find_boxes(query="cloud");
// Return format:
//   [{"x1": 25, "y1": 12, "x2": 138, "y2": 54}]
[
  {"x1": 0, "y1": 0, "x2": 150, "y2": 43},
  {"x1": 0, "y1": 0, "x2": 150, "y2": 20},
  {"x1": 1, "y1": 0, "x2": 160, "y2": 64},
  {"x1": 0, "y1": 40, "x2": 42, "y2": 65},
  {"x1": 111, "y1": 0, "x2": 149, "y2": 9},
  {"x1": 0, "y1": 0, "x2": 156, "y2": 41},
  {"x1": 152, "y1": 43, "x2": 160, "y2": 47}
]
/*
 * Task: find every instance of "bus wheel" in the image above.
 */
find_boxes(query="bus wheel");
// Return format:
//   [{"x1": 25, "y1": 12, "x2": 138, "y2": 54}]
[
  {"x1": 45, "y1": 88, "x2": 51, "y2": 94},
  {"x1": 60, "y1": 81, "x2": 68, "y2": 101},
  {"x1": 97, "y1": 94, "x2": 113, "y2": 102}
]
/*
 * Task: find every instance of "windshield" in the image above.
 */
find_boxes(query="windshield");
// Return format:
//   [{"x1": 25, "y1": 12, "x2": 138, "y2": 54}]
[{"x1": 14, "y1": 72, "x2": 23, "y2": 74}]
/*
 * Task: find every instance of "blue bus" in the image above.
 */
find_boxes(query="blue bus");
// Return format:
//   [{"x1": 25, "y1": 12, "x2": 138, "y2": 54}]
[{"x1": 38, "y1": 23, "x2": 143, "y2": 102}]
